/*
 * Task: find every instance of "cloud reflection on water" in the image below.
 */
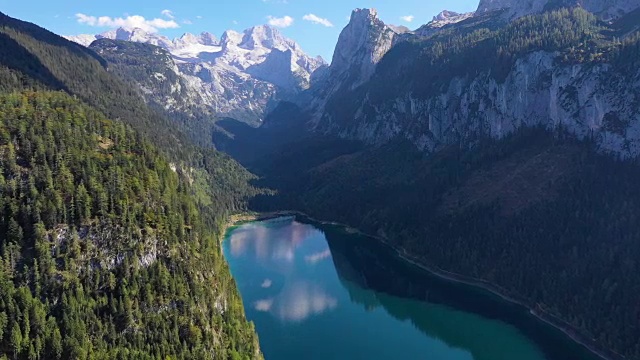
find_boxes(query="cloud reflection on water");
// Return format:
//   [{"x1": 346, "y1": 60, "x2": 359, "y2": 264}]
[
  {"x1": 305, "y1": 249, "x2": 332, "y2": 264},
  {"x1": 254, "y1": 298, "x2": 274, "y2": 312},
  {"x1": 230, "y1": 220, "x2": 320, "y2": 262},
  {"x1": 274, "y1": 281, "x2": 338, "y2": 322},
  {"x1": 231, "y1": 219, "x2": 338, "y2": 322}
]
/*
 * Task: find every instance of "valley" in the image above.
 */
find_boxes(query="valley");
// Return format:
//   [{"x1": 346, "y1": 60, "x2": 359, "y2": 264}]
[{"x1": 1, "y1": 0, "x2": 640, "y2": 359}]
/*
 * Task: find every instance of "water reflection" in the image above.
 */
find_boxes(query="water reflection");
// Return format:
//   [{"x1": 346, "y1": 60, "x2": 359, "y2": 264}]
[
  {"x1": 321, "y1": 221, "x2": 600, "y2": 360},
  {"x1": 305, "y1": 249, "x2": 332, "y2": 264},
  {"x1": 225, "y1": 217, "x2": 601, "y2": 360},
  {"x1": 230, "y1": 218, "x2": 318, "y2": 262},
  {"x1": 270, "y1": 281, "x2": 338, "y2": 322},
  {"x1": 228, "y1": 217, "x2": 338, "y2": 322}
]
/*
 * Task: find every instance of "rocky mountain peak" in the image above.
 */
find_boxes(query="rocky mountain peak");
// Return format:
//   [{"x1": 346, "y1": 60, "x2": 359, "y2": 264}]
[
  {"x1": 174, "y1": 32, "x2": 199, "y2": 48},
  {"x1": 173, "y1": 32, "x2": 220, "y2": 49},
  {"x1": 240, "y1": 25, "x2": 295, "y2": 51},
  {"x1": 329, "y1": 8, "x2": 398, "y2": 87},
  {"x1": 65, "y1": 22, "x2": 326, "y2": 124},
  {"x1": 199, "y1": 31, "x2": 219, "y2": 46},
  {"x1": 91, "y1": 27, "x2": 175, "y2": 49},
  {"x1": 220, "y1": 30, "x2": 243, "y2": 47},
  {"x1": 433, "y1": 10, "x2": 462, "y2": 21},
  {"x1": 350, "y1": 8, "x2": 380, "y2": 24}
]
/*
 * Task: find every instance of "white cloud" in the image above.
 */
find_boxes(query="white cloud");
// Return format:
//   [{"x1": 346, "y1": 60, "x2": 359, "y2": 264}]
[
  {"x1": 302, "y1": 14, "x2": 333, "y2": 27},
  {"x1": 196, "y1": 15, "x2": 203, "y2": 19},
  {"x1": 400, "y1": 15, "x2": 415, "y2": 22},
  {"x1": 267, "y1": 15, "x2": 294, "y2": 28},
  {"x1": 182, "y1": 19, "x2": 193, "y2": 25},
  {"x1": 161, "y1": 9, "x2": 174, "y2": 19},
  {"x1": 75, "y1": 13, "x2": 180, "y2": 33}
]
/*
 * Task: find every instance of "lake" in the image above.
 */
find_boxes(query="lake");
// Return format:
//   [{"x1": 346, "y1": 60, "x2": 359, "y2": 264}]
[{"x1": 222, "y1": 216, "x2": 600, "y2": 360}]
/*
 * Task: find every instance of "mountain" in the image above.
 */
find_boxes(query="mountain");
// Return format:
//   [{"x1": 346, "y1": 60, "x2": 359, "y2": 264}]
[
  {"x1": 0, "y1": 11, "x2": 261, "y2": 359},
  {"x1": 302, "y1": 6, "x2": 640, "y2": 158},
  {"x1": 67, "y1": 25, "x2": 326, "y2": 124},
  {"x1": 326, "y1": 9, "x2": 400, "y2": 89},
  {"x1": 300, "y1": 8, "x2": 407, "y2": 127},
  {"x1": 234, "y1": 4, "x2": 640, "y2": 360}
]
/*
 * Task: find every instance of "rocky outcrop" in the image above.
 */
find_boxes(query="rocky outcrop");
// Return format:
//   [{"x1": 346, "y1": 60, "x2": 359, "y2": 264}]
[
  {"x1": 329, "y1": 9, "x2": 400, "y2": 89},
  {"x1": 304, "y1": 9, "x2": 406, "y2": 123},
  {"x1": 313, "y1": 50, "x2": 640, "y2": 158},
  {"x1": 295, "y1": 4, "x2": 640, "y2": 158}
]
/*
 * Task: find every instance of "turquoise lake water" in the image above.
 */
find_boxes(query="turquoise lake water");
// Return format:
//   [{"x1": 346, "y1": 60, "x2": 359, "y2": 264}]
[{"x1": 223, "y1": 216, "x2": 600, "y2": 360}]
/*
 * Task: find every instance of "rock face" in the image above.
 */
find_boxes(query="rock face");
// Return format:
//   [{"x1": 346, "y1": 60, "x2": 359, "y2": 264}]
[
  {"x1": 316, "y1": 51, "x2": 640, "y2": 157},
  {"x1": 303, "y1": 9, "x2": 405, "y2": 121},
  {"x1": 476, "y1": 0, "x2": 640, "y2": 19},
  {"x1": 329, "y1": 9, "x2": 399, "y2": 89},
  {"x1": 293, "y1": 6, "x2": 640, "y2": 159},
  {"x1": 68, "y1": 25, "x2": 326, "y2": 124}
]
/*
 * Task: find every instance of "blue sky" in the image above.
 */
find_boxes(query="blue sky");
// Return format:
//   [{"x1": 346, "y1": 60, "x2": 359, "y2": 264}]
[{"x1": 0, "y1": 0, "x2": 478, "y2": 61}]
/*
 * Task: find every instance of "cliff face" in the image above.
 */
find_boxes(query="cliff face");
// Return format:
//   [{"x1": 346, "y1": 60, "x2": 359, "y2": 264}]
[
  {"x1": 296, "y1": 6, "x2": 640, "y2": 158},
  {"x1": 329, "y1": 9, "x2": 399, "y2": 88},
  {"x1": 303, "y1": 9, "x2": 406, "y2": 125},
  {"x1": 315, "y1": 51, "x2": 640, "y2": 157}
]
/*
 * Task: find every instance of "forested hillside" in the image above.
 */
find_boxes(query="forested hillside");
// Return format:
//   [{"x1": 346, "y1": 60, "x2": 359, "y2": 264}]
[
  {"x1": 251, "y1": 127, "x2": 640, "y2": 359},
  {"x1": 244, "y1": 10, "x2": 640, "y2": 359},
  {"x1": 245, "y1": 10, "x2": 640, "y2": 352},
  {"x1": 0, "y1": 11, "x2": 262, "y2": 360},
  {"x1": 0, "y1": 11, "x2": 197, "y2": 159},
  {"x1": 223, "y1": 13, "x2": 640, "y2": 359}
]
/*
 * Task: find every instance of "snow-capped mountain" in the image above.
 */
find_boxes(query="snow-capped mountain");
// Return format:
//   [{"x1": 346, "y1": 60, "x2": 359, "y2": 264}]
[{"x1": 66, "y1": 25, "x2": 326, "y2": 124}]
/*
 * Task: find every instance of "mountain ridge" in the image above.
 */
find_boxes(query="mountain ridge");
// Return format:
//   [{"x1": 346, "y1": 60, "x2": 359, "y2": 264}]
[
  {"x1": 67, "y1": 24, "x2": 327, "y2": 124},
  {"x1": 292, "y1": 6, "x2": 640, "y2": 158}
]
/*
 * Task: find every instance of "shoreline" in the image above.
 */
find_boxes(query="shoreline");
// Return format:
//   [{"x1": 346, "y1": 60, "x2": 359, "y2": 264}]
[{"x1": 225, "y1": 210, "x2": 623, "y2": 360}]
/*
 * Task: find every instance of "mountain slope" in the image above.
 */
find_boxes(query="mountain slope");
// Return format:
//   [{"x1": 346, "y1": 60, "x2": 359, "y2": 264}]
[
  {"x1": 0, "y1": 91, "x2": 260, "y2": 359},
  {"x1": 306, "y1": 7, "x2": 640, "y2": 158},
  {"x1": 0, "y1": 11, "x2": 262, "y2": 360},
  {"x1": 0, "y1": 11, "x2": 191, "y2": 157},
  {"x1": 88, "y1": 39, "x2": 219, "y2": 147},
  {"x1": 251, "y1": 127, "x2": 640, "y2": 360},
  {"x1": 239, "y1": 4, "x2": 640, "y2": 360}
]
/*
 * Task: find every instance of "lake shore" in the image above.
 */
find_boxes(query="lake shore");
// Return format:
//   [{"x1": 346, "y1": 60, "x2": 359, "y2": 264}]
[{"x1": 225, "y1": 210, "x2": 623, "y2": 360}]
